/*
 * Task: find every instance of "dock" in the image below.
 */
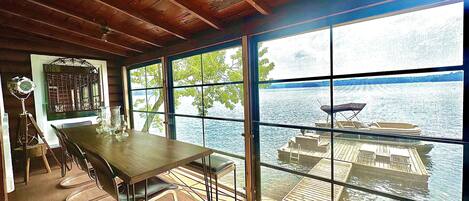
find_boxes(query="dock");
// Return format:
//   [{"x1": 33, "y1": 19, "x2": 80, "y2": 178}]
[
  {"x1": 283, "y1": 159, "x2": 352, "y2": 201},
  {"x1": 278, "y1": 134, "x2": 429, "y2": 182},
  {"x1": 279, "y1": 134, "x2": 430, "y2": 200}
]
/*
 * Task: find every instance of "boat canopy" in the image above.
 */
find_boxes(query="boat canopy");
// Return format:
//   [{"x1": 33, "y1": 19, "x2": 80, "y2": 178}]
[{"x1": 320, "y1": 103, "x2": 366, "y2": 115}]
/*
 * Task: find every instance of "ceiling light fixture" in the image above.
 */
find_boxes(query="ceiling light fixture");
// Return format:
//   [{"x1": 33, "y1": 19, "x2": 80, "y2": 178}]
[{"x1": 100, "y1": 25, "x2": 110, "y2": 42}]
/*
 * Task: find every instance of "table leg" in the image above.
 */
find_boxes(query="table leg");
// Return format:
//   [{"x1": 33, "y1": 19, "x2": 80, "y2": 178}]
[
  {"x1": 202, "y1": 156, "x2": 210, "y2": 201},
  {"x1": 132, "y1": 184, "x2": 136, "y2": 201},
  {"x1": 234, "y1": 166, "x2": 237, "y2": 201},
  {"x1": 126, "y1": 183, "x2": 130, "y2": 201},
  {"x1": 145, "y1": 179, "x2": 148, "y2": 201},
  {"x1": 215, "y1": 177, "x2": 218, "y2": 201},
  {"x1": 208, "y1": 155, "x2": 214, "y2": 201}
]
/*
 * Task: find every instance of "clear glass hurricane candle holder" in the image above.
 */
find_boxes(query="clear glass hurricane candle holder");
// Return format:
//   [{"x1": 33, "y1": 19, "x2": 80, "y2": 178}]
[{"x1": 109, "y1": 106, "x2": 121, "y2": 135}]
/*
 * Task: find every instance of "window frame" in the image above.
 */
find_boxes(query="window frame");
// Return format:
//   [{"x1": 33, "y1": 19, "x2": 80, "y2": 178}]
[
  {"x1": 167, "y1": 40, "x2": 246, "y2": 159},
  {"x1": 250, "y1": 2, "x2": 467, "y2": 200},
  {"x1": 127, "y1": 59, "x2": 167, "y2": 136}
]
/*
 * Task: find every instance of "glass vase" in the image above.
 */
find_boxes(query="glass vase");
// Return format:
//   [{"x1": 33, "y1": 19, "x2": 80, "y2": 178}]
[{"x1": 110, "y1": 106, "x2": 121, "y2": 135}]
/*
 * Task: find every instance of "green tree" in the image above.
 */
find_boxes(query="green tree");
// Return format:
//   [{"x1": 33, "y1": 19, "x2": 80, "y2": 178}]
[{"x1": 131, "y1": 45, "x2": 275, "y2": 132}]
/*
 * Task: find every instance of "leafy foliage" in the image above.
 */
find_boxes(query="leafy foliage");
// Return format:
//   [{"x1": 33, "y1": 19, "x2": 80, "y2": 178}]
[{"x1": 130, "y1": 45, "x2": 275, "y2": 132}]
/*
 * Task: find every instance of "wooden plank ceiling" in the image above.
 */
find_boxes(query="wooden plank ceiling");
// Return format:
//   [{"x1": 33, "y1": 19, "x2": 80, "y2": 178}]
[{"x1": 0, "y1": 0, "x2": 292, "y2": 59}]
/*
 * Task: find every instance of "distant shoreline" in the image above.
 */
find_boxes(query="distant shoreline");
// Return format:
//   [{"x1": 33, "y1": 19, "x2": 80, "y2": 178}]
[{"x1": 267, "y1": 72, "x2": 462, "y2": 89}]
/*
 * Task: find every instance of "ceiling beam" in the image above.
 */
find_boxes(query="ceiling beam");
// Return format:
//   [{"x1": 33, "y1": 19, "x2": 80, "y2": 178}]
[
  {"x1": 0, "y1": 10, "x2": 131, "y2": 57},
  {"x1": 169, "y1": 0, "x2": 223, "y2": 30},
  {"x1": 245, "y1": 0, "x2": 272, "y2": 15},
  {"x1": 0, "y1": 3, "x2": 144, "y2": 53},
  {"x1": 96, "y1": 0, "x2": 190, "y2": 40},
  {"x1": 26, "y1": 0, "x2": 164, "y2": 47}
]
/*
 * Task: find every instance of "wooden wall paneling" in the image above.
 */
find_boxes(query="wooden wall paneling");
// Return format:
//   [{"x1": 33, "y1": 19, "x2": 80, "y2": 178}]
[
  {"x1": 106, "y1": 62, "x2": 124, "y2": 107},
  {"x1": 0, "y1": 57, "x2": 33, "y2": 151},
  {"x1": 0, "y1": 83, "x2": 7, "y2": 200},
  {"x1": 0, "y1": 136, "x2": 7, "y2": 201},
  {"x1": 0, "y1": 50, "x2": 30, "y2": 63},
  {"x1": 0, "y1": 62, "x2": 32, "y2": 74}
]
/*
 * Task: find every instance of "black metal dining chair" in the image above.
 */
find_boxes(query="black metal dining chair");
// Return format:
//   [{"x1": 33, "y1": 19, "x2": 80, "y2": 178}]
[
  {"x1": 62, "y1": 121, "x2": 92, "y2": 129},
  {"x1": 85, "y1": 150, "x2": 179, "y2": 201},
  {"x1": 62, "y1": 137, "x2": 112, "y2": 201},
  {"x1": 51, "y1": 121, "x2": 92, "y2": 177},
  {"x1": 185, "y1": 155, "x2": 237, "y2": 201},
  {"x1": 63, "y1": 137, "x2": 95, "y2": 180},
  {"x1": 51, "y1": 124, "x2": 71, "y2": 177}
]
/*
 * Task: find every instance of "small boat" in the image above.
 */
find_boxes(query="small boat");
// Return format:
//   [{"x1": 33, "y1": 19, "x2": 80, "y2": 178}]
[{"x1": 312, "y1": 103, "x2": 433, "y2": 155}]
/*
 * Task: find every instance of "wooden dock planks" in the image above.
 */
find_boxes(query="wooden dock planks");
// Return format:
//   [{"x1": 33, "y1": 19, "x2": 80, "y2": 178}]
[
  {"x1": 283, "y1": 159, "x2": 352, "y2": 201},
  {"x1": 278, "y1": 137, "x2": 429, "y2": 181}
]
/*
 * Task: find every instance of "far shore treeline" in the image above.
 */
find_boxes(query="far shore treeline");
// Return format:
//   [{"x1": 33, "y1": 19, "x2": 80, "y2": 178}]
[{"x1": 268, "y1": 71, "x2": 462, "y2": 89}]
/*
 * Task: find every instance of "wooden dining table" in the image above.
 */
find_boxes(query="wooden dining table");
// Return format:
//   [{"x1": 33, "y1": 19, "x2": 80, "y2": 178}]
[{"x1": 61, "y1": 124, "x2": 214, "y2": 201}]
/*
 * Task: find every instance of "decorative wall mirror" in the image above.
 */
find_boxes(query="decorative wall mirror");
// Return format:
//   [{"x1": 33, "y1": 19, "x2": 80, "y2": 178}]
[{"x1": 44, "y1": 58, "x2": 102, "y2": 120}]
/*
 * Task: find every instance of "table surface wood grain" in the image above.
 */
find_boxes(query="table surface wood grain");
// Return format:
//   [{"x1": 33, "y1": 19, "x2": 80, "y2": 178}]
[{"x1": 61, "y1": 125, "x2": 213, "y2": 184}]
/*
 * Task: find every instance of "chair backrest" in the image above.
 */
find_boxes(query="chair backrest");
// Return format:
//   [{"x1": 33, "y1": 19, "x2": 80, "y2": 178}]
[
  {"x1": 51, "y1": 124, "x2": 67, "y2": 149},
  {"x1": 62, "y1": 121, "x2": 92, "y2": 129},
  {"x1": 85, "y1": 150, "x2": 120, "y2": 199},
  {"x1": 63, "y1": 138, "x2": 92, "y2": 176}
]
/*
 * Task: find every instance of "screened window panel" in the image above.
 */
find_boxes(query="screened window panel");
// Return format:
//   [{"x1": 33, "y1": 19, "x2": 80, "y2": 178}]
[
  {"x1": 333, "y1": 3, "x2": 463, "y2": 75},
  {"x1": 148, "y1": 113, "x2": 166, "y2": 137},
  {"x1": 172, "y1": 55, "x2": 202, "y2": 87},
  {"x1": 258, "y1": 28, "x2": 331, "y2": 81},
  {"x1": 131, "y1": 90, "x2": 146, "y2": 111},
  {"x1": 132, "y1": 112, "x2": 147, "y2": 131},
  {"x1": 130, "y1": 67, "x2": 146, "y2": 89},
  {"x1": 203, "y1": 84, "x2": 244, "y2": 119},
  {"x1": 145, "y1": 63, "x2": 164, "y2": 88},
  {"x1": 147, "y1": 89, "x2": 164, "y2": 113},
  {"x1": 259, "y1": 81, "x2": 330, "y2": 126},
  {"x1": 202, "y1": 46, "x2": 243, "y2": 84},
  {"x1": 175, "y1": 116, "x2": 203, "y2": 146},
  {"x1": 174, "y1": 87, "x2": 202, "y2": 116}
]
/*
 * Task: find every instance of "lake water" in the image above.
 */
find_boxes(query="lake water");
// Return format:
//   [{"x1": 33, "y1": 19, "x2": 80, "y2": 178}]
[{"x1": 134, "y1": 81, "x2": 464, "y2": 200}]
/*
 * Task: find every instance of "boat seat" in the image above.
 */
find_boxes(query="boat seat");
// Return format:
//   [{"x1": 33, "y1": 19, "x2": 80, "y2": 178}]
[
  {"x1": 390, "y1": 148, "x2": 411, "y2": 172},
  {"x1": 357, "y1": 144, "x2": 376, "y2": 165},
  {"x1": 375, "y1": 146, "x2": 391, "y2": 163},
  {"x1": 352, "y1": 121, "x2": 368, "y2": 128}
]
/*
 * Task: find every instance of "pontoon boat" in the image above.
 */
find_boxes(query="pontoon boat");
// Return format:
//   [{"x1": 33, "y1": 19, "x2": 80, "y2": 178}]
[{"x1": 312, "y1": 103, "x2": 433, "y2": 154}]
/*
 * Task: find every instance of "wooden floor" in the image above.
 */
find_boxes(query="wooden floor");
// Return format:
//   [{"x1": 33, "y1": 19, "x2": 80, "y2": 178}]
[
  {"x1": 283, "y1": 159, "x2": 352, "y2": 201},
  {"x1": 8, "y1": 161, "x2": 242, "y2": 201}
]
